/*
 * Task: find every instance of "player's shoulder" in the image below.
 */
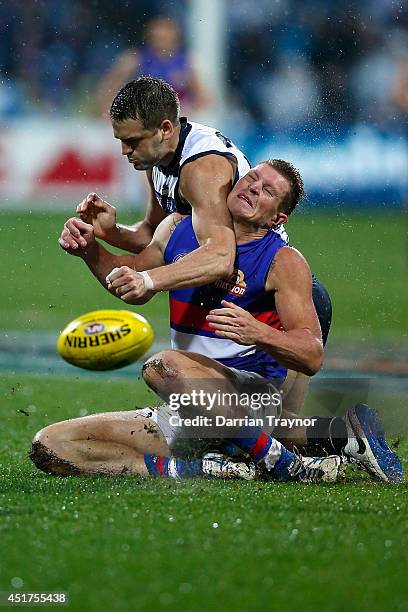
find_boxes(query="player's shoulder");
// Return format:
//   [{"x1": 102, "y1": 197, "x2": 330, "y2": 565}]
[
  {"x1": 155, "y1": 212, "x2": 186, "y2": 234},
  {"x1": 275, "y1": 245, "x2": 309, "y2": 267},
  {"x1": 179, "y1": 120, "x2": 249, "y2": 187},
  {"x1": 181, "y1": 120, "x2": 241, "y2": 161},
  {"x1": 152, "y1": 213, "x2": 187, "y2": 249},
  {"x1": 182, "y1": 121, "x2": 223, "y2": 155},
  {"x1": 180, "y1": 151, "x2": 234, "y2": 179},
  {"x1": 267, "y1": 245, "x2": 312, "y2": 289}
]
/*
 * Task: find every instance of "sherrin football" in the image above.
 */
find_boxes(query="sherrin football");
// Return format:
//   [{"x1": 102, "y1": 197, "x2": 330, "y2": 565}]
[{"x1": 57, "y1": 309, "x2": 154, "y2": 371}]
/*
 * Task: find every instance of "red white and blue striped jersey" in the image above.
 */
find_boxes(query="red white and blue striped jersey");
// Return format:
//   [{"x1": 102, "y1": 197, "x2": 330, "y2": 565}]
[{"x1": 164, "y1": 216, "x2": 288, "y2": 381}]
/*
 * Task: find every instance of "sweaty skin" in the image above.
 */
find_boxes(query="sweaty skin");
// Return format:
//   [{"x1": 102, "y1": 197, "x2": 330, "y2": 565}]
[
  {"x1": 61, "y1": 116, "x2": 237, "y2": 296},
  {"x1": 40, "y1": 164, "x2": 325, "y2": 475},
  {"x1": 59, "y1": 163, "x2": 322, "y2": 375}
]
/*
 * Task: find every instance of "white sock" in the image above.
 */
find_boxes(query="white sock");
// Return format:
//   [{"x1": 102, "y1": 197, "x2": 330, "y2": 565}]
[{"x1": 263, "y1": 438, "x2": 283, "y2": 471}]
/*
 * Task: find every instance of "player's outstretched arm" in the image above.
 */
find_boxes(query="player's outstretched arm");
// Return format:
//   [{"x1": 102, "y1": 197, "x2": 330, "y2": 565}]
[
  {"x1": 58, "y1": 215, "x2": 177, "y2": 304},
  {"x1": 144, "y1": 155, "x2": 236, "y2": 291},
  {"x1": 76, "y1": 170, "x2": 167, "y2": 253},
  {"x1": 206, "y1": 247, "x2": 323, "y2": 376}
]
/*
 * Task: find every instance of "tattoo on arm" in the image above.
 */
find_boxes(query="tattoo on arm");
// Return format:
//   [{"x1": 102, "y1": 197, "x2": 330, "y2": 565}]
[
  {"x1": 264, "y1": 257, "x2": 277, "y2": 292},
  {"x1": 169, "y1": 214, "x2": 183, "y2": 235}
]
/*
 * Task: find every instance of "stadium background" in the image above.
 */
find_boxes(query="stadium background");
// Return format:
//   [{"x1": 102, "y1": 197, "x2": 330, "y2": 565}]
[{"x1": 1, "y1": 1, "x2": 407, "y2": 611}]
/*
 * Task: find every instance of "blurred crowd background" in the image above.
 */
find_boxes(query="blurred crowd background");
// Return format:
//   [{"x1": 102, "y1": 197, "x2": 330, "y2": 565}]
[
  {"x1": 1, "y1": 0, "x2": 408, "y2": 208},
  {"x1": 0, "y1": 0, "x2": 406, "y2": 353},
  {"x1": 2, "y1": 0, "x2": 408, "y2": 128}
]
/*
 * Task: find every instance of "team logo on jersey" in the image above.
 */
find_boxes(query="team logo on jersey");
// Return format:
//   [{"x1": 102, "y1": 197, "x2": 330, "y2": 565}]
[
  {"x1": 154, "y1": 189, "x2": 177, "y2": 213},
  {"x1": 215, "y1": 269, "x2": 247, "y2": 296},
  {"x1": 165, "y1": 197, "x2": 177, "y2": 213},
  {"x1": 173, "y1": 252, "x2": 188, "y2": 263}
]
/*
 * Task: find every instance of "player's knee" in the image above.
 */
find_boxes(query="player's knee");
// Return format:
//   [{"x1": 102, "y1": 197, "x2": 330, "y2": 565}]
[
  {"x1": 142, "y1": 350, "x2": 182, "y2": 388},
  {"x1": 29, "y1": 428, "x2": 79, "y2": 476}
]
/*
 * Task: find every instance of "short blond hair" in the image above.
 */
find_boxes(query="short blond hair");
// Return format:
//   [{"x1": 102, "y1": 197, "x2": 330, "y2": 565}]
[{"x1": 263, "y1": 159, "x2": 305, "y2": 215}]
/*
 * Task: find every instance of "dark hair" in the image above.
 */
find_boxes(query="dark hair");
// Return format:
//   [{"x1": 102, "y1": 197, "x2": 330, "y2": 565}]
[
  {"x1": 264, "y1": 159, "x2": 305, "y2": 215},
  {"x1": 110, "y1": 76, "x2": 180, "y2": 129}
]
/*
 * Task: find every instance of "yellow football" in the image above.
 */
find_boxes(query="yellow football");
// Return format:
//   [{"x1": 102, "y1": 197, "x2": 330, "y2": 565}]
[{"x1": 57, "y1": 309, "x2": 154, "y2": 371}]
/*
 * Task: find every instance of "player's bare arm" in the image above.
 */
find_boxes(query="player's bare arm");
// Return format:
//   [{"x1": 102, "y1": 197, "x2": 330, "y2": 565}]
[
  {"x1": 76, "y1": 169, "x2": 167, "y2": 253},
  {"x1": 206, "y1": 246, "x2": 323, "y2": 376},
  {"x1": 146, "y1": 154, "x2": 236, "y2": 291},
  {"x1": 59, "y1": 214, "x2": 182, "y2": 304},
  {"x1": 105, "y1": 213, "x2": 185, "y2": 304}
]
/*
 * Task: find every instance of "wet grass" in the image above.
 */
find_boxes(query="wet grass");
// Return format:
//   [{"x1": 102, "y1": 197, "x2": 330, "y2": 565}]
[
  {"x1": 1, "y1": 373, "x2": 407, "y2": 612},
  {"x1": 0, "y1": 210, "x2": 407, "y2": 342},
  {"x1": 1, "y1": 208, "x2": 407, "y2": 610}
]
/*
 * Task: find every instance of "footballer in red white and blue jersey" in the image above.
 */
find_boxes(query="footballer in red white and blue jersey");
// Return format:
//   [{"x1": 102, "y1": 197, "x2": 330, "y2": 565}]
[{"x1": 164, "y1": 215, "x2": 287, "y2": 382}]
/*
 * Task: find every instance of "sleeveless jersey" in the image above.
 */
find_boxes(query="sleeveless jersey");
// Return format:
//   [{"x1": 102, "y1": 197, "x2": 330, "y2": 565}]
[
  {"x1": 164, "y1": 216, "x2": 288, "y2": 381},
  {"x1": 152, "y1": 118, "x2": 289, "y2": 242}
]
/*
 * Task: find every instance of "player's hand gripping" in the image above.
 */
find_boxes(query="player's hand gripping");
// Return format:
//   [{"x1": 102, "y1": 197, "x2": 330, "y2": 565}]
[
  {"x1": 206, "y1": 300, "x2": 265, "y2": 346},
  {"x1": 106, "y1": 267, "x2": 154, "y2": 303},
  {"x1": 76, "y1": 193, "x2": 117, "y2": 241},
  {"x1": 58, "y1": 218, "x2": 96, "y2": 257}
]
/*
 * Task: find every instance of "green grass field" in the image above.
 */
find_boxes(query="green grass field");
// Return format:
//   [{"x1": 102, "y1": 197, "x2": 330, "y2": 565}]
[
  {"x1": 1, "y1": 210, "x2": 407, "y2": 611},
  {"x1": 1, "y1": 210, "x2": 407, "y2": 341},
  {"x1": 1, "y1": 373, "x2": 408, "y2": 612}
]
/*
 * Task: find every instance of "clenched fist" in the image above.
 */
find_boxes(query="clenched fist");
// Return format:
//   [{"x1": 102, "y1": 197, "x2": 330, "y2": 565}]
[
  {"x1": 58, "y1": 218, "x2": 96, "y2": 257},
  {"x1": 105, "y1": 266, "x2": 154, "y2": 304}
]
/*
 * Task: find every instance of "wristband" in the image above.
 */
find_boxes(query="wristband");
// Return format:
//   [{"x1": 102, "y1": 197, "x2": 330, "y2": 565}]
[{"x1": 139, "y1": 270, "x2": 155, "y2": 291}]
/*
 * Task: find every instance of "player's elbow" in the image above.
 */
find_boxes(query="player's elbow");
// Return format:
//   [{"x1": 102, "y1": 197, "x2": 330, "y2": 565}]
[
  {"x1": 206, "y1": 239, "x2": 235, "y2": 279},
  {"x1": 217, "y1": 254, "x2": 235, "y2": 279},
  {"x1": 303, "y1": 340, "x2": 323, "y2": 376},
  {"x1": 303, "y1": 359, "x2": 322, "y2": 377}
]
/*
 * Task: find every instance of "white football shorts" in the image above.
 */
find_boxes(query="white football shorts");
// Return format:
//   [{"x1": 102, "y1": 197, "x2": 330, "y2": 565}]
[{"x1": 136, "y1": 367, "x2": 281, "y2": 451}]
